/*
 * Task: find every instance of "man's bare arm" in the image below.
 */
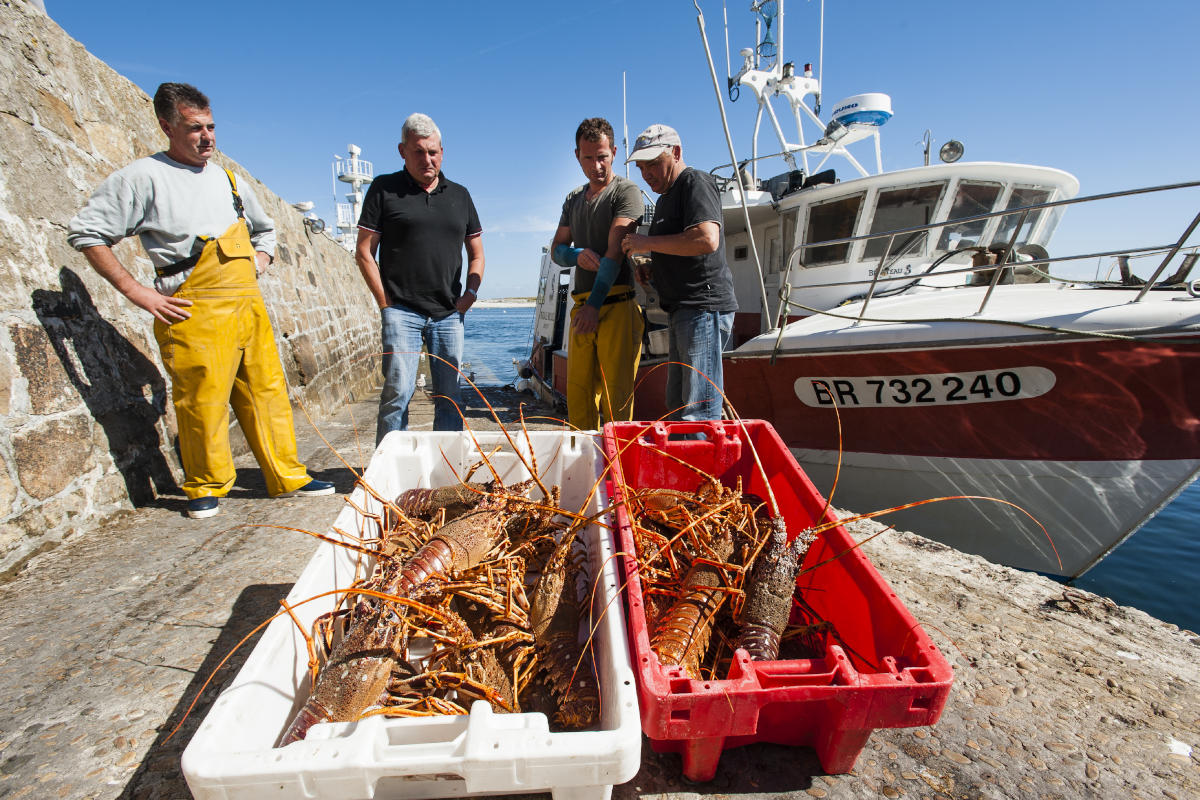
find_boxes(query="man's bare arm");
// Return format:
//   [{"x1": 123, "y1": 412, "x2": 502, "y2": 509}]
[
  {"x1": 456, "y1": 234, "x2": 485, "y2": 313},
  {"x1": 552, "y1": 223, "x2": 597, "y2": 270},
  {"x1": 354, "y1": 228, "x2": 389, "y2": 309},
  {"x1": 80, "y1": 244, "x2": 193, "y2": 323},
  {"x1": 621, "y1": 221, "x2": 719, "y2": 258},
  {"x1": 605, "y1": 216, "x2": 639, "y2": 260},
  {"x1": 551, "y1": 224, "x2": 572, "y2": 252}
]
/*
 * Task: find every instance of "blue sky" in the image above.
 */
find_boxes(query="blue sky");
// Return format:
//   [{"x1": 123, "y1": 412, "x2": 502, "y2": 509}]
[{"x1": 47, "y1": 0, "x2": 1200, "y2": 296}]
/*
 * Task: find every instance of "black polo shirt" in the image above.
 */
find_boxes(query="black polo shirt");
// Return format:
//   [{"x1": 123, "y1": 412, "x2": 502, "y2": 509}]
[
  {"x1": 648, "y1": 167, "x2": 737, "y2": 313},
  {"x1": 358, "y1": 169, "x2": 482, "y2": 320}
]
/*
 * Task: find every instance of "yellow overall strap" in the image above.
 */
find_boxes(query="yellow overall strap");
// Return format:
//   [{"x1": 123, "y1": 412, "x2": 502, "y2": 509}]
[
  {"x1": 223, "y1": 168, "x2": 246, "y2": 220},
  {"x1": 156, "y1": 168, "x2": 248, "y2": 278}
]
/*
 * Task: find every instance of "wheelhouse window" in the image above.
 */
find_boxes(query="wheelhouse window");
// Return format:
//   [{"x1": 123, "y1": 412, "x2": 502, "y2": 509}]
[
  {"x1": 781, "y1": 209, "x2": 797, "y2": 273},
  {"x1": 803, "y1": 193, "x2": 864, "y2": 265},
  {"x1": 993, "y1": 187, "x2": 1052, "y2": 248},
  {"x1": 937, "y1": 181, "x2": 1002, "y2": 251},
  {"x1": 863, "y1": 183, "x2": 946, "y2": 260}
]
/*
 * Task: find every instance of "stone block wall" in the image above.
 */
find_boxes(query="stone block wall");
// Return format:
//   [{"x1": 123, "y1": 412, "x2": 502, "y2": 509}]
[{"x1": 0, "y1": 0, "x2": 381, "y2": 576}]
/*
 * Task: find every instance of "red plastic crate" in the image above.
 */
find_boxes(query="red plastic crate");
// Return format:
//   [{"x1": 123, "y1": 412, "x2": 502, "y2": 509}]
[{"x1": 602, "y1": 420, "x2": 953, "y2": 781}]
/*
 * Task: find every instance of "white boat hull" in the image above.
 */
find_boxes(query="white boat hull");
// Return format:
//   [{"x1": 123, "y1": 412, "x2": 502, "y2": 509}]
[{"x1": 790, "y1": 448, "x2": 1200, "y2": 577}]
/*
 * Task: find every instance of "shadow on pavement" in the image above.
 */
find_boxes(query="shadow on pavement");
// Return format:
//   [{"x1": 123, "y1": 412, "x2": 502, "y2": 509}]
[
  {"x1": 120, "y1": 582, "x2": 294, "y2": 800},
  {"x1": 622, "y1": 739, "x2": 823, "y2": 797}
]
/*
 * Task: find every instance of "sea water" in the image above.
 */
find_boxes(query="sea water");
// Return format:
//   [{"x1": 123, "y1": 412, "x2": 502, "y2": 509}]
[
  {"x1": 465, "y1": 306, "x2": 1199, "y2": 633},
  {"x1": 1070, "y1": 484, "x2": 1200, "y2": 633},
  {"x1": 461, "y1": 306, "x2": 535, "y2": 386}
]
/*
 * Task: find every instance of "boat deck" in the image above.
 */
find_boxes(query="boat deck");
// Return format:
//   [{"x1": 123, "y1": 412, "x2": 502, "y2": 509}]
[{"x1": 733, "y1": 283, "x2": 1200, "y2": 355}]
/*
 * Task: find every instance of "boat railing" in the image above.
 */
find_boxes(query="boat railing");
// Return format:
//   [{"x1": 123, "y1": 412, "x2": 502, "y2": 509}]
[
  {"x1": 784, "y1": 179, "x2": 1200, "y2": 321},
  {"x1": 709, "y1": 148, "x2": 804, "y2": 182}
]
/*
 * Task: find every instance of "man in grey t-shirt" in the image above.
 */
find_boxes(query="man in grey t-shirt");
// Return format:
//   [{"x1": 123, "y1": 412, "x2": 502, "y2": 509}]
[{"x1": 550, "y1": 117, "x2": 644, "y2": 430}]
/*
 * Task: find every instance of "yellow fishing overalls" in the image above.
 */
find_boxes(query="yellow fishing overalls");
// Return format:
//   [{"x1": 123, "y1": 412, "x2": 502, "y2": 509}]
[
  {"x1": 153, "y1": 169, "x2": 310, "y2": 500},
  {"x1": 566, "y1": 284, "x2": 644, "y2": 430}
]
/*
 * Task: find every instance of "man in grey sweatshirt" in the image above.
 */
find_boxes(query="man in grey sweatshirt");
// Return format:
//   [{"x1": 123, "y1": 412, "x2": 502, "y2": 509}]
[{"x1": 68, "y1": 82, "x2": 334, "y2": 519}]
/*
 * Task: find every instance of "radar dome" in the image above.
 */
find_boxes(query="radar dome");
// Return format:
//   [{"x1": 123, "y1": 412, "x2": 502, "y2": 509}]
[{"x1": 830, "y1": 93, "x2": 893, "y2": 127}]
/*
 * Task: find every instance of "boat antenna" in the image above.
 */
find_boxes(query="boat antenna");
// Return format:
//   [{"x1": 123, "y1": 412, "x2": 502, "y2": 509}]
[
  {"x1": 722, "y1": 1, "x2": 733, "y2": 89},
  {"x1": 694, "y1": 0, "x2": 771, "y2": 328},
  {"x1": 622, "y1": 71, "x2": 630, "y2": 178},
  {"x1": 723, "y1": 1, "x2": 740, "y2": 101},
  {"x1": 816, "y1": 0, "x2": 824, "y2": 115},
  {"x1": 776, "y1": 0, "x2": 784, "y2": 68}
]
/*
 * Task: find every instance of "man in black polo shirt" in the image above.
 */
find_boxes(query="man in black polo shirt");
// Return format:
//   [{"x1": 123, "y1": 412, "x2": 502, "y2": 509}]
[
  {"x1": 355, "y1": 112, "x2": 484, "y2": 442},
  {"x1": 622, "y1": 124, "x2": 737, "y2": 421}
]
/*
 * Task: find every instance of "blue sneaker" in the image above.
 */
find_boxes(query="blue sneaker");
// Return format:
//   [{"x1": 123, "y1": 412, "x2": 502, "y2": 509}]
[
  {"x1": 186, "y1": 496, "x2": 219, "y2": 519},
  {"x1": 296, "y1": 478, "x2": 335, "y2": 496}
]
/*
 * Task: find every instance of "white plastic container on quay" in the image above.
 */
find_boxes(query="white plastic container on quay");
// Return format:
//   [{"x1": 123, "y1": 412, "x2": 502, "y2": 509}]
[{"x1": 182, "y1": 431, "x2": 641, "y2": 800}]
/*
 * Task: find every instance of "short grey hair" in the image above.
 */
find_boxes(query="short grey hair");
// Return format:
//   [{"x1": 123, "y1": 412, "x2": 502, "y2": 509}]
[{"x1": 401, "y1": 113, "x2": 441, "y2": 145}]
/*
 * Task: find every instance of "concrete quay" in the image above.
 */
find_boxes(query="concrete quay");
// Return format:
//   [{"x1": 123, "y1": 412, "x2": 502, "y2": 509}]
[{"x1": 0, "y1": 388, "x2": 1196, "y2": 800}]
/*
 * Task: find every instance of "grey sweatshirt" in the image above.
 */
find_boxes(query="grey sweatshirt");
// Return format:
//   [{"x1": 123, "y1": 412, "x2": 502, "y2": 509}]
[{"x1": 68, "y1": 152, "x2": 276, "y2": 295}]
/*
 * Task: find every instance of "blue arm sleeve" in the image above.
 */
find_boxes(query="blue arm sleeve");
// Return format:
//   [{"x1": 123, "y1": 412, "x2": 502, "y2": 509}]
[
  {"x1": 584, "y1": 257, "x2": 621, "y2": 310},
  {"x1": 552, "y1": 244, "x2": 582, "y2": 267}
]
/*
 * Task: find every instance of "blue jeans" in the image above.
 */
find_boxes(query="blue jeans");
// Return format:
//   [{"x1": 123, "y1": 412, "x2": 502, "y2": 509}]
[
  {"x1": 378, "y1": 305, "x2": 464, "y2": 442},
  {"x1": 666, "y1": 309, "x2": 734, "y2": 422}
]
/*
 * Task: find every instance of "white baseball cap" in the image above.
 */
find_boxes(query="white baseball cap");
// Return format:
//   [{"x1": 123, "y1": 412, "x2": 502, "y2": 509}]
[{"x1": 626, "y1": 124, "x2": 681, "y2": 163}]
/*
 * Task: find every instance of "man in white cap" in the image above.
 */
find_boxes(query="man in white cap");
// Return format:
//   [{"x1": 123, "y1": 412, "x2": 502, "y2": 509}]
[{"x1": 621, "y1": 124, "x2": 736, "y2": 421}]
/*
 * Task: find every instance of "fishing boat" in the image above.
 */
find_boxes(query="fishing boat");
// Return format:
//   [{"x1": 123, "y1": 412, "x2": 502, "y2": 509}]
[{"x1": 522, "y1": 0, "x2": 1200, "y2": 578}]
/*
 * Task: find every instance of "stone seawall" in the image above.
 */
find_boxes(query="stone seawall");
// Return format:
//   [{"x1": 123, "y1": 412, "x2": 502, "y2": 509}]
[{"x1": 0, "y1": 0, "x2": 381, "y2": 575}]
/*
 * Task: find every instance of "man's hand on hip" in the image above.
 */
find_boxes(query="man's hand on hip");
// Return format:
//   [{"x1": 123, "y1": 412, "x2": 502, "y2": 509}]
[
  {"x1": 572, "y1": 304, "x2": 599, "y2": 335},
  {"x1": 131, "y1": 284, "x2": 193, "y2": 323},
  {"x1": 455, "y1": 292, "x2": 476, "y2": 314}
]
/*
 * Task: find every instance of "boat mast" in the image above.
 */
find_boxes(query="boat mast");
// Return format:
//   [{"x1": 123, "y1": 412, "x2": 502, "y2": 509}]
[{"x1": 695, "y1": 0, "x2": 771, "y2": 328}]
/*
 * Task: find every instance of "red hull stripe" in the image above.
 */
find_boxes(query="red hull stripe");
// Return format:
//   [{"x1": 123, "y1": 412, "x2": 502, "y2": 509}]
[{"x1": 723, "y1": 339, "x2": 1200, "y2": 461}]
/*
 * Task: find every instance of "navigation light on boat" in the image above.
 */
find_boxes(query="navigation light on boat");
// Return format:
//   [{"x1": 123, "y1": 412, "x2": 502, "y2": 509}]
[{"x1": 939, "y1": 140, "x2": 965, "y2": 163}]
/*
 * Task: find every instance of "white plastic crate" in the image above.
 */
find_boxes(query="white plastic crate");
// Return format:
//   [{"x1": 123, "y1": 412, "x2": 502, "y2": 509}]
[{"x1": 182, "y1": 431, "x2": 641, "y2": 800}]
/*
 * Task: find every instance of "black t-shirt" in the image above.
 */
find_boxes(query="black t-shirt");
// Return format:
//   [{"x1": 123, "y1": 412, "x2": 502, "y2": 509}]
[
  {"x1": 358, "y1": 169, "x2": 482, "y2": 320},
  {"x1": 648, "y1": 167, "x2": 737, "y2": 313}
]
